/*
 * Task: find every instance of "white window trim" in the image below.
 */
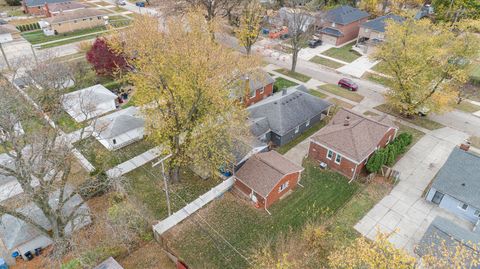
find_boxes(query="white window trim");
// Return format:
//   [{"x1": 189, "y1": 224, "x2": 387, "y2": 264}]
[
  {"x1": 474, "y1": 210, "x2": 480, "y2": 217},
  {"x1": 259, "y1": 86, "x2": 265, "y2": 94},
  {"x1": 459, "y1": 203, "x2": 469, "y2": 211},
  {"x1": 294, "y1": 126, "x2": 299, "y2": 134},
  {"x1": 278, "y1": 181, "x2": 289, "y2": 192},
  {"x1": 335, "y1": 154, "x2": 342, "y2": 164},
  {"x1": 249, "y1": 90, "x2": 256, "y2": 99},
  {"x1": 306, "y1": 119, "x2": 310, "y2": 127},
  {"x1": 326, "y1": 150, "x2": 333, "y2": 160},
  {"x1": 386, "y1": 135, "x2": 391, "y2": 145}
]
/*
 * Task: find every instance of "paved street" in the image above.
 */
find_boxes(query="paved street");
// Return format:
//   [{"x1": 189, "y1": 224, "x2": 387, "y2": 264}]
[{"x1": 354, "y1": 127, "x2": 472, "y2": 255}]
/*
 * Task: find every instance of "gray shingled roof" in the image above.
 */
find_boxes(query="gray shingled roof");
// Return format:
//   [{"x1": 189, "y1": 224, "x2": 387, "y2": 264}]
[
  {"x1": 24, "y1": 0, "x2": 68, "y2": 7},
  {"x1": 247, "y1": 86, "x2": 332, "y2": 136},
  {"x1": 361, "y1": 14, "x2": 404, "y2": 33},
  {"x1": 94, "y1": 257, "x2": 124, "y2": 269},
  {"x1": 431, "y1": 147, "x2": 480, "y2": 209},
  {"x1": 416, "y1": 216, "x2": 480, "y2": 268},
  {"x1": 95, "y1": 106, "x2": 145, "y2": 139},
  {"x1": 325, "y1": 5, "x2": 369, "y2": 25},
  {"x1": 0, "y1": 187, "x2": 91, "y2": 250},
  {"x1": 320, "y1": 27, "x2": 344, "y2": 37}
]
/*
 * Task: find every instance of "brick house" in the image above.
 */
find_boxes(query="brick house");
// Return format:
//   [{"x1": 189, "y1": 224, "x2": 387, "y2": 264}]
[
  {"x1": 235, "y1": 70, "x2": 275, "y2": 107},
  {"x1": 42, "y1": 9, "x2": 108, "y2": 34},
  {"x1": 318, "y1": 5, "x2": 369, "y2": 46},
  {"x1": 234, "y1": 151, "x2": 304, "y2": 211},
  {"x1": 308, "y1": 108, "x2": 397, "y2": 181},
  {"x1": 22, "y1": 0, "x2": 69, "y2": 15},
  {"x1": 355, "y1": 14, "x2": 404, "y2": 54},
  {"x1": 45, "y1": 1, "x2": 88, "y2": 17}
]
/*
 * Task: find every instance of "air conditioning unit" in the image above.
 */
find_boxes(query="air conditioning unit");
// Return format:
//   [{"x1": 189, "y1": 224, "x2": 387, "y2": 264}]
[{"x1": 319, "y1": 162, "x2": 327, "y2": 169}]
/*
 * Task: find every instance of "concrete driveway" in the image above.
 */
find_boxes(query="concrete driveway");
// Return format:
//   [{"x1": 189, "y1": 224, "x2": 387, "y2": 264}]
[
  {"x1": 337, "y1": 56, "x2": 379, "y2": 78},
  {"x1": 354, "y1": 127, "x2": 472, "y2": 255}
]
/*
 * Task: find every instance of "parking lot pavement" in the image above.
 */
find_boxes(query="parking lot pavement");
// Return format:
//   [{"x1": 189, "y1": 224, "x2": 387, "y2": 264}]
[{"x1": 354, "y1": 127, "x2": 471, "y2": 255}]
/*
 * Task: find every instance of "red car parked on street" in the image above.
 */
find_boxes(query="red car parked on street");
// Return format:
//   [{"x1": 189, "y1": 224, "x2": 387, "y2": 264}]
[{"x1": 338, "y1": 78, "x2": 358, "y2": 91}]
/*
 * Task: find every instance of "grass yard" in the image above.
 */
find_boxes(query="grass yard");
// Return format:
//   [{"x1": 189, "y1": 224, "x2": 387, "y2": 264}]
[
  {"x1": 125, "y1": 167, "x2": 219, "y2": 220},
  {"x1": 470, "y1": 136, "x2": 480, "y2": 149},
  {"x1": 363, "y1": 110, "x2": 379, "y2": 117},
  {"x1": 470, "y1": 64, "x2": 480, "y2": 84},
  {"x1": 321, "y1": 42, "x2": 362, "y2": 63},
  {"x1": 274, "y1": 68, "x2": 311, "y2": 82},
  {"x1": 362, "y1": 72, "x2": 389, "y2": 86},
  {"x1": 96, "y1": 1, "x2": 112, "y2": 6},
  {"x1": 375, "y1": 104, "x2": 444, "y2": 130},
  {"x1": 274, "y1": 77, "x2": 298, "y2": 92},
  {"x1": 276, "y1": 115, "x2": 331, "y2": 154},
  {"x1": 455, "y1": 100, "x2": 480, "y2": 113},
  {"x1": 370, "y1": 61, "x2": 389, "y2": 74},
  {"x1": 74, "y1": 137, "x2": 155, "y2": 170},
  {"x1": 308, "y1": 89, "x2": 328, "y2": 99},
  {"x1": 309, "y1": 56, "x2": 344, "y2": 69},
  {"x1": 55, "y1": 111, "x2": 85, "y2": 133},
  {"x1": 329, "y1": 98, "x2": 355, "y2": 109},
  {"x1": 168, "y1": 163, "x2": 358, "y2": 269},
  {"x1": 22, "y1": 27, "x2": 107, "y2": 45},
  {"x1": 318, "y1": 84, "x2": 364, "y2": 103}
]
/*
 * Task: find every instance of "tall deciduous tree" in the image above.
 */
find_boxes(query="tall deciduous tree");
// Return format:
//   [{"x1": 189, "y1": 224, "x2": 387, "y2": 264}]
[
  {"x1": 285, "y1": 1, "x2": 314, "y2": 72},
  {"x1": 372, "y1": 19, "x2": 479, "y2": 117},
  {"x1": 110, "y1": 13, "x2": 257, "y2": 183},
  {"x1": 432, "y1": 0, "x2": 480, "y2": 23},
  {"x1": 86, "y1": 37, "x2": 128, "y2": 77},
  {"x1": 237, "y1": 0, "x2": 265, "y2": 55}
]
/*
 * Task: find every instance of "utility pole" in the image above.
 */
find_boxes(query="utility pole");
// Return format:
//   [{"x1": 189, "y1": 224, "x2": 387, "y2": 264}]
[
  {"x1": 152, "y1": 153, "x2": 173, "y2": 216},
  {"x1": 30, "y1": 44, "x2": 38, "y2": 64}
]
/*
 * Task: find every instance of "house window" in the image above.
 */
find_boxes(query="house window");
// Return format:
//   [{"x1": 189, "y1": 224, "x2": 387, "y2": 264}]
[
  {"x1": 386, "y1": 135, "x2": 391, "y2": 145},
  {"x1": 294, "y1": 126, "x2": 299, "y2": 134},
  {"x1": 432, "y1": 191, "x2": 444, "y2": 205},
  {"x1": 306, "y1": 119, "x2": 310, "y2": 127},
  {"x1": 112, "y1": 139, "x2": 117, "y2": 145},
  {"x1": 259, "y1": 87, "x2": 264, "y2": 94},
  {"x1": 278, "y1": 181, "x2": 289, "y2": 192},
  {"x1": 335, "y1": 154, "x2": 342, "y2": 164},
  {"x1": 474, "y1": 210, "x2": 480, "y2": 218},
  {"x1": 83, "y1": 18, "x2": 87, "y2": 21},
  {"x1": 97, "y1": 16, "x2": 101, "y2": 19},
  {"x1": 327, "y1": 150, "x2": 333, "y2": 160},
  {"x1": 459, "y1": 203, "x2": 468, "y2": 211}
]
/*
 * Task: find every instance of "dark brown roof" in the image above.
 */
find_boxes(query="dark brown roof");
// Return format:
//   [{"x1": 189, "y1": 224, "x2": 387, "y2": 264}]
[
  {"x1": 235, "y1": 151, "x2": 303, "y2": 197},
  {"x1": 311, "y1": 108, "x2": 397, "y2": 163},
  {"x1": 47, "y1": 1, "x2": 87, "y2": 13},
  {"x1": 46, "y1": 8, "x2": 107, "y2": 24}
]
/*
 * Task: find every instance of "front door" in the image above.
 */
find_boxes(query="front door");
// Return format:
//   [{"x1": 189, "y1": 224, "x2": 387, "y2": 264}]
[{"x1": 432, "y1": 191, "x2": 444, "y2": 205}]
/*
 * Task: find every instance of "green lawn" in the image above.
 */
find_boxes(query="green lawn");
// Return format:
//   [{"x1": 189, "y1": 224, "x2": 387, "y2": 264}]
[
  {"x1": 362, "y1": 72, "x2": 390, "y2": 86},
  {"x1": 321, "y1": 42, "x2": 362, "y2": 63},
  {"x1": 125, "y1": 167, "x2": 219, "y2": 220},
  {"x1": 274, "y1": 77, "x2": 298, "y2": 92},
  {"x1": 55, "y1": 111, "x2": 85, "y2": 133},
  {"x1": 277, "y1": 115, "x2": 331, "y2": 155},
  {"x1": 74, "y1": 137, "x2": 156, "y2": 170},
  {"x1": 375, "y1": 104, "x2": 445, "y2": 130},
  {"x1": 308, "y1": 89, "x2": 328, "y2": 99},
  {"x1": 455, "y1": 101, "x2": 480, "y2": 113},
  {"x1": 370, "y1": 61, "x2": 389, "y2": 74},
  {"x1": 274, "y1": 68, "x2": 311, "y2": 82},
  {"x1": 329, "y1": 97, "x2": 355, "y2": 109},
  {"x1": 470, "y1": 64, "x2": 480, "y2": 84},
  {"x1": 363, "y1": 110, "x2": 379, "y2": 117},
  {"x1": 309, "y1": 56, "x2": 344, "y2": 69},
  {"x1": 318, "y1": 84, "x2": 364, "y2": 103},
  {"x1": 22, "y1": 27, "x2": 107, "y2": 45},
  {"x1": 169, "y1": 163, "x2": 358, "y2": 268}
]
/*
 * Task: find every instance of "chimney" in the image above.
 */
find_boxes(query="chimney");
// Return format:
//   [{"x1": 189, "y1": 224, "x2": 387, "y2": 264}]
[
  {"x1": 460, "y1": 140, "x2": 471, "y2": 151},
  {"x1": 344, "y1": 116, "x2": 350, "y2": 126},
  {"x1": 282, "y1": 88, "x2": 287, "y2": 96}
]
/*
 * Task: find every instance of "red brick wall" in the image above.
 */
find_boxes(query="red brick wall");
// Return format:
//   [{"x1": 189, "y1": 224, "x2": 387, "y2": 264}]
[
  {"x1": 334, "y1": 18, "x2": 368, "y2": 46},
  {"x1": 24, "y1": 5, "x2": 46, "y2": 15},
  {"x1": 244, "y1": 83, "x2": 273, "y2": 107},
  {"x1": 308, "y1": 142, "x2": 358, "y2": 179},
  {"x1": 234, "y1": 179, "x2": 252, "y2": 196},
  {"x1": 265, "y1": 172, "x2": 300, "y2": 208}
]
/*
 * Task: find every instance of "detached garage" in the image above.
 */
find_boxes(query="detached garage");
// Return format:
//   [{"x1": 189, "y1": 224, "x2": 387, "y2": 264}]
[{"x1": 234, "y1": 151, "x2": 304, "y2": 211}]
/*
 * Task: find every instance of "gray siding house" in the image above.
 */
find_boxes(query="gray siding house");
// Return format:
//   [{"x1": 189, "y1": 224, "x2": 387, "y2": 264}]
[
  {"x1": 247, "y1": 85, "x2": 332, "y2": 146},
  {"x1": 425, "y1": 147, "x2": 480, "y2": 225}
]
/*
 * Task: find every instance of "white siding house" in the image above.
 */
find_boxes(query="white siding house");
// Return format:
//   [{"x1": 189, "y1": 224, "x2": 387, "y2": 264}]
[
  {"x1": 62, "y1": 84, "x2": 117, "y2": 123},
  {"x1": 92, "y1": 106, "x2": 145, "y2": 151}
]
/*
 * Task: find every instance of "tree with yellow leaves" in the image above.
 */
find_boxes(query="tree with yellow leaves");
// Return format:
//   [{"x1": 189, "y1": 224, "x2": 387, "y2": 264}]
[
  {"x1": 237, "y1": 0, "x2": 265, "y2": 55},
  {"x1": 110, "y1": 13, "x2": 258, "y2": 182},
  {"x1": 372, "y1": 18, "x2": 479, "y2": 117},
  {"x1": 359, "y1": 0, "x2": 382, "y2": 16}
]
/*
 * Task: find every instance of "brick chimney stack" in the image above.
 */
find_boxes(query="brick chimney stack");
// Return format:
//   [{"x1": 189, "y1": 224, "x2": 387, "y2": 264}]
[{"x1": 460, "y1": 140, "x2": 471, "y2": 151}]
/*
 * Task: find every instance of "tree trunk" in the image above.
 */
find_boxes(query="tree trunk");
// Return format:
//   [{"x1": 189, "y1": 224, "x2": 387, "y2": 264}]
[
  {"x1": 246, "y1": 45, "x2": 252, "y2": 55},
  {"x1": 291, "y1": 50, "x2": 298, "y2": 72}
]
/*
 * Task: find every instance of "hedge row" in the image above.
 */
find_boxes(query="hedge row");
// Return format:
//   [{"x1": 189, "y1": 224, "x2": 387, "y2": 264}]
[
  {"x1": 16, "y1": 22, "x2": 40, "y2": 32},
  {"x1": 366, "y1": 132, "x2": 413, "y2": 173}
]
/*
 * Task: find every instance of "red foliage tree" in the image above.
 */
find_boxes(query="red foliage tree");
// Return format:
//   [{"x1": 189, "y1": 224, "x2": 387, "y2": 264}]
[{"x1": 86, "y1": 37, "x2": 128, "y2": 76}]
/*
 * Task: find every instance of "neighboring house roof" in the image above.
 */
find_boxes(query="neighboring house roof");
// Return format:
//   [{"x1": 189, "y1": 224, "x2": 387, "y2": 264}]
[
  {"x1": 235, "y1": 151, "x2": 303, "y2": 197},
  {"x1": 414, "y1": 5, "x2": 434, "y2": 20},
  {"x1": 239, "y1": 70, "x2": 275, "y2": 97},
  {"x1": 0, "y1": 186, "x2": 91, "y2": 251},
  {"x1": 94, "y1": 106, "x2": 144, "y2": 139},
  {"x1": 232, "y1": 137, "x2": 268, "y2": 166},
  {"x1": 325, "y1": 5, "x2": 369, "y2": 25},
  {"x1": 416, "y1": 217, "x2": 480, "y2": 268},
  {"x1": 45, "y1": 8, "x2": 107, "y2": 24},
  {"x1": 320, "y1": 27, "x2": 344, "y2": 37},
  {"x1": 94, "y1": 257, "x2": 124, "y2": 269},
  {"x1": 47, "y1": 1, "x2": 87, "y2": 13},
  {"x1": 311, "y1": 108, "x2": 397, "y2": 163},
  {"x1": 0, "y1": 25, "x2": 19, "y2": 35},
  {"x1": 62, "y1": 84, "x2": 117, "y2": 120},
  {"x1": 24, "y1": 0, "x2": 68, "y2": 7},
  {"x1": 247, "y1": 86, "x2": 332, "y2": 137},
  {"x1": 361, "y1": 14, "x2": 404, "y2": 33},
  {"x1": 431, "y1": 147, "x2": 480, "y2": 209}
]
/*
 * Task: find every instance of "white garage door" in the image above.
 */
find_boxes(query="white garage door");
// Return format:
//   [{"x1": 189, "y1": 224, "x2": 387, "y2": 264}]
[{"x1": 322, "y1": 34, "x2": 337, "y2": 45}]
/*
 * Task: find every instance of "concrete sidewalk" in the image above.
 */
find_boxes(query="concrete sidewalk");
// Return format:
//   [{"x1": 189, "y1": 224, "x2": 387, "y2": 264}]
[
  {"x1": 106, "y1": 146, "x2": 162, "y2": 178},
  {"x1": 354, "y1": 127, "x2": 470, "y2": 255}
]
